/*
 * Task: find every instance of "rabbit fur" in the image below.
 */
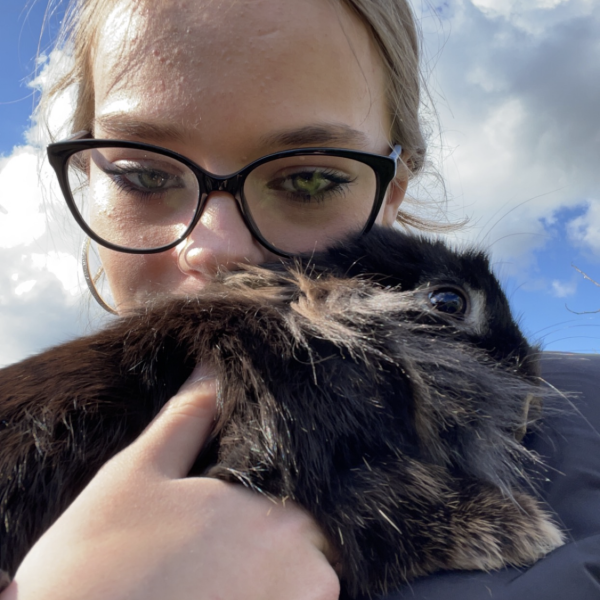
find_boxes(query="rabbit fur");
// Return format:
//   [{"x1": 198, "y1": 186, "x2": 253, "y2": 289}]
[{"x1": 0, "y1": 227, "x2": 563, "y2": 598}]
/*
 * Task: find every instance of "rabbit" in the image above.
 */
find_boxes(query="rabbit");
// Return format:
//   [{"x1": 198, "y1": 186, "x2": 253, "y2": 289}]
[{"x1": 0, "y1": 226, "x2": 563, "y2": 598}]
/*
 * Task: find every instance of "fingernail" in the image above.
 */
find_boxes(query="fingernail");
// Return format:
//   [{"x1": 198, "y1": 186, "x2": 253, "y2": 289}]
[{"x1": 178, "y1": 364, "x2": 216, "y2": 394}]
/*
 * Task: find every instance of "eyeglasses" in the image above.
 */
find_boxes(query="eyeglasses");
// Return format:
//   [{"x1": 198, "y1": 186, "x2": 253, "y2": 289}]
[{"x1": 47, "y1": 132, "x2": 402, "y2": 257}]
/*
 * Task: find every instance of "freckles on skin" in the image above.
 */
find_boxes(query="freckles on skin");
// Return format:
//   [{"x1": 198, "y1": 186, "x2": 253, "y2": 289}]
[
  {"x1": 97, "y1": 248, "x2": 176, "y2": 311},
  {"x1": 99, "y1": 246, "x2": 231, "y2": 311},
  {"x1": 94, "y1": 0, "x2": 392, "y2": 163},
  {"x1": 92, "y1": 0, "x2": 403, "y2": 308},
  {"x1": 92, "y1": 3, "x2": 145, "y2": 114}
]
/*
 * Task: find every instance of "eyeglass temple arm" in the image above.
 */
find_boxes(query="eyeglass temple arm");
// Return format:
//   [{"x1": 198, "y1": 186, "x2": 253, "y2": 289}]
[{"x1": 389, "y1": 144, "x2": 402, "y2": 162}]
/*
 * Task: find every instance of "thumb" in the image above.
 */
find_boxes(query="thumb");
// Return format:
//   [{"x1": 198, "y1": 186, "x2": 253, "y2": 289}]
[{"x1": 128, "y1": 364, "x2": 218, "y2": 479}]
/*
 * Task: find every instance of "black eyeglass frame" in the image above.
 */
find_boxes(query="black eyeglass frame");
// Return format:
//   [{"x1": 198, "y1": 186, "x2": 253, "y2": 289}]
[{"x1": 47, "y1": 131, "x2": 402, "y2": 257}]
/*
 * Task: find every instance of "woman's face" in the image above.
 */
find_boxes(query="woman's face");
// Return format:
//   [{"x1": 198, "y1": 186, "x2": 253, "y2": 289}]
[{"x1": 93, "y1": 0, "x2": 407, "y2": 311}]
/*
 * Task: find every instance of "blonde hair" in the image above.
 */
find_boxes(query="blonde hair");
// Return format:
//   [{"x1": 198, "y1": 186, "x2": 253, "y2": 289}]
[{"x1": 41, "y1": 0, "x2": 438, "y2": 229}]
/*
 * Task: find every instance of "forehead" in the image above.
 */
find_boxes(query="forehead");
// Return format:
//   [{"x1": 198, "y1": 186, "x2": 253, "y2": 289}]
[{"x1": 93, "y1": 0, "x2": 389, "y2": 159}]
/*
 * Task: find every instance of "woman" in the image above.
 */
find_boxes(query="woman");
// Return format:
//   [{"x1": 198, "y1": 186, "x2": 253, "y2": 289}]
[{"x1": 2, "y1": 0, "x2": 600, "y2": 598}]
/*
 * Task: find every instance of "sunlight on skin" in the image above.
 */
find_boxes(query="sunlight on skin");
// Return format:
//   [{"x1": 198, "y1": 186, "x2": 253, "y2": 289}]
[{"x1": 91, "y1": 0, "x2": 407, "y2": 312}]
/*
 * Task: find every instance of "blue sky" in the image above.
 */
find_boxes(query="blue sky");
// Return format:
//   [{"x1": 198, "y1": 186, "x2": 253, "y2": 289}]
[
  {"x1": 1, "y1": 1, "x2": 61, "y2": 149},
  {"x1": 0, "y1": 0, "x2": 599, "y2": 366}
]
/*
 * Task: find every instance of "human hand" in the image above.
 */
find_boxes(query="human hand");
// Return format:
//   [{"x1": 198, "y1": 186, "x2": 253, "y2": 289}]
[{"x1": 2, "y1": 366, "x2": 339, "y2": 600}]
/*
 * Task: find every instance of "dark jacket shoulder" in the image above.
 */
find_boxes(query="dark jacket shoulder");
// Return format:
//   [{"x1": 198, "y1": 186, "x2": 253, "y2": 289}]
[{"x1": 380, "y1": 352, "x2": 600, "y2": 600}]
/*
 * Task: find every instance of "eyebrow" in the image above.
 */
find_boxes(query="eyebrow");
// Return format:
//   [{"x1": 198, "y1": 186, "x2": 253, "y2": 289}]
[
  {"x1": 93, "y1": 115, "x2": 191, "y2": 144},
  {"x1": 94, "y1": 115, "x2": 370, "y2": 150},
  {"x1": 259, "y1": 124, "x2": 370, "y2": 149}
]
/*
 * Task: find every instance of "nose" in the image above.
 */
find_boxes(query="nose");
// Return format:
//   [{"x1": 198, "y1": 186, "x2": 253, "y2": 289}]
[{"x1": 177, "y1": 192, "x2": 268, "y2": 277}]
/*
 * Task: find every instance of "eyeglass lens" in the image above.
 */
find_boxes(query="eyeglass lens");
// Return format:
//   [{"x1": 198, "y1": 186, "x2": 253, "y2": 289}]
[{"x1": 66, "y1": 147, "x2": 378, "y2": 254}]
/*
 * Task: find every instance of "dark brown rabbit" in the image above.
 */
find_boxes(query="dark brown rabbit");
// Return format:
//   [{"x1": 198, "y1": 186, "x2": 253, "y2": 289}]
[{"x1": 0, "y1": 227, "x2": 562, "y2": 598}]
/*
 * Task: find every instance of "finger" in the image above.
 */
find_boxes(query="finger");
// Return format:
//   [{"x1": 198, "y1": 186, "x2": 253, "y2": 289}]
[
  {"x1": 299, "y1": 506, "x2": 340, "y2": 571},
  {"x1": 128, "y1": 364, "x2": 218, "y2": 479}
]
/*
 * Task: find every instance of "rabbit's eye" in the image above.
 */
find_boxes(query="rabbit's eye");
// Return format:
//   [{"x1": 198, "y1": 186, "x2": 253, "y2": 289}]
[{"x1": 428, "y1": 287, "x2": 468, "y2": 317}]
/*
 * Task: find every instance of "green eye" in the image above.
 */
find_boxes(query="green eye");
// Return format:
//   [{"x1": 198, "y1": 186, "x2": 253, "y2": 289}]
[
  {"x1": 291, "y1": 172, "x2": 330, "y2": 196},
  {"x1": 137, "y1": 170, "x2": 169, "y2": 190},
  {"x1": 266, "y1": 168, "x2": 353, "y2": 203}
]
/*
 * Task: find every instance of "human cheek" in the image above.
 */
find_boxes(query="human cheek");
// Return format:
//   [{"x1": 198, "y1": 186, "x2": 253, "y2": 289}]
[{"x1": 100, "y1": 248, "x2": 184, "y2": 312}]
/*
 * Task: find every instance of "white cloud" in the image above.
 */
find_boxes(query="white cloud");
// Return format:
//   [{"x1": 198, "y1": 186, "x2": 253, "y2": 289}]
[
  {"x1": 14, "y1": 280, "x2": 37, "y2": 296},
  {"x1": 469, "y1": 0, "x2": 595, "y2": 35},
  {"x1": 551, "y1": 278, "x2": 577, "y2": 297},
  {"x1": 26, "y1": 49, "x2": 75, "y2": 146},
  {"x1": 0, "y1": 51, "x2": 104, "y2": 367},
  {"x1": 472, "y1": 0, "x2": 570, "y2": 18},
  {"x1": 31, "y1": 251, "x2": 81, "y2": 296},
  {"x1": 566, "y1": 200, "x2": 600, "y2": 256},
  {"x1": 2, "y1": 3, "x2": 599, "y2": 363},
  {"x1": 410, "y1": 0, "x2": 600, "y2": 286},
  {"x1": 0, "y1": 148, "x2": 47, "y2": 248}
]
